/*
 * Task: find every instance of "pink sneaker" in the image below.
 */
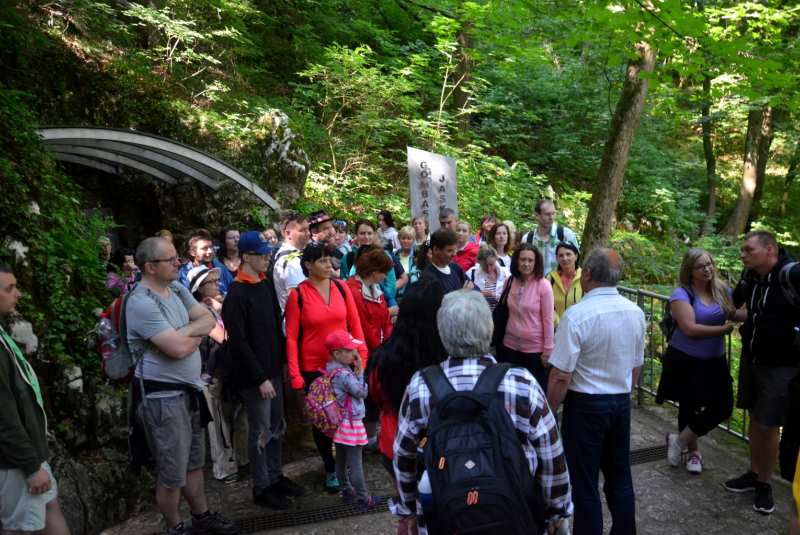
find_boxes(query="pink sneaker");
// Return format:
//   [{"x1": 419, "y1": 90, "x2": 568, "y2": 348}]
[{"x1": 686, "y1": 452, "x2": 703, "y2": 474}]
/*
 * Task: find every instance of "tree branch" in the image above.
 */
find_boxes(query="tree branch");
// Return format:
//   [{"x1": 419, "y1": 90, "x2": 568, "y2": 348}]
[{"x1": 394, "y1": 0, "x2": 455, "y2": 19}]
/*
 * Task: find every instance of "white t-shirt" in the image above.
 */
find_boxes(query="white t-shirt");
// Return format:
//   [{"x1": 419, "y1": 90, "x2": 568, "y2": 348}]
[
  {"x1": 433, "y1": 263, "x2": 452, "y2": 275},
  {"x1": 273, "y1": 243, "x2": 306, "y2": 316},
  {"x1": 497, "y1": 253, "x2": 512, "y2": 269}
]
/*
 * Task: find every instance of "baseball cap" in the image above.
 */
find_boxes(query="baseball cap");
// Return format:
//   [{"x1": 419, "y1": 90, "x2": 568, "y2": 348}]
[
  {"x1": 237, "y1": 231, "x2": 272, "y2": 254},
  {"x1": 325, "y1": 330, "x2": 363, "y2": 352}
]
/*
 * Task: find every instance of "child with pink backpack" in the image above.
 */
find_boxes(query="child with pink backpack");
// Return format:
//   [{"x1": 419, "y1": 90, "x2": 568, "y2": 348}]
[{"x1": 324, "y1": 330, "x2": 382, "y2": 510}]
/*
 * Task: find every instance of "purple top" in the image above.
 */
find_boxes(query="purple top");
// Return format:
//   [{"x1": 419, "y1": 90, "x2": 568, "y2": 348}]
[{"x1": 668, "y1": 286, "x2": 729, "y2": 359}]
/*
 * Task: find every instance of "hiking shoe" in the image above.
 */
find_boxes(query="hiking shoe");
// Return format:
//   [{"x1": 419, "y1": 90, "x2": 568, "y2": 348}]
[
  {"x1": 686, "y1": 452, "x2": 702, "y2": 474},
  {"x1": 363, "y1": 440, "x2": 380, "y2": 455},
  {"x1": 253, "y1": 488, "x2": 292, "y2": 510},
  {"x1": 191, "y1": 509, "x2": 239, "y2": 535},
  {"x1": 165, "y1": 522, "x2": 188, "y2": 535},
  {"x1": 358, "y1": 493, "x2": 382, "y2": 511},
  {"x1": 325, "y1": 472, "x2": 340, "y2": 494},
  {"x1": 272, "y1": 476, "x2": 306, "y2": 497},
  {"x1": 342, "y1": 488, "x2": 357, "y2": 503},
  {"x1": 221, "y1": 473, "x2": 239, "y2": 484},
  {"x1": 724, "y1": 470, "x2": 758, "y2": 492},
  {"x1": 753, "y1": 483, "x2": 774, "y2": 514},
  {"x1": 666, "y1": 433, "x2": 685, "y2": 467}
]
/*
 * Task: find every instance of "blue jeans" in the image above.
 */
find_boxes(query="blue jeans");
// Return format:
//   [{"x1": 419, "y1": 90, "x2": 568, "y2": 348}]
[
  {"x1": 240, "y1": 376, "x2": 285, "y2": 494},
  {"x1": 561, "y1": 393, "x2": 636, "y2": 535}
]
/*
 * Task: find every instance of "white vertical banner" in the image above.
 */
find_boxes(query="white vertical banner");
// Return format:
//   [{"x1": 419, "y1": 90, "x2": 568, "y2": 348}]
[{"x1": 407, "y1": 146, "x2": 458, "y2": 234}]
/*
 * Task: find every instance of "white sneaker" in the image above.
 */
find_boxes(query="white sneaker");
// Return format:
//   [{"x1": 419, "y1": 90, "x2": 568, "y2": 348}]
[
  {"x1": 666, "y1": 433, "x2": 685, "y2": 467},
  {"x1": 686, "y1": 452, "x2": 703, "y2": 474}
]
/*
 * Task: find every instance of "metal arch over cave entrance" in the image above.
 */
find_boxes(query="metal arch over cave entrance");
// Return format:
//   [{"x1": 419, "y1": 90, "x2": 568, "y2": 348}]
[{"x1": 38, "y1": 126, "x2": 281, "y2": 211}]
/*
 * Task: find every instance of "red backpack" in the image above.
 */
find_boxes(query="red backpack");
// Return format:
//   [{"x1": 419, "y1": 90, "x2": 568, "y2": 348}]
[{"x1": 94, "y1": 285, "x2": 149, "y2": 384}]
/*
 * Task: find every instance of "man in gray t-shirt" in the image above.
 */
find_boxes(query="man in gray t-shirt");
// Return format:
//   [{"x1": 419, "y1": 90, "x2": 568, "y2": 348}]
[{"x1": 128, "y1": 237, "x2": 238, "y2": 535}]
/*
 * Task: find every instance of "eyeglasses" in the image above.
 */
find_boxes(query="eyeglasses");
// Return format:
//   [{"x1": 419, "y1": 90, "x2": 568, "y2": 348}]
[
  {"x1": 244, "y1": 252, "x2": 270, "y2": 260},
  {"x1": 201, "y1": 278, "x2": 220, "y2": 286},
  {"x1": 692, "y1": 261, "x2": 714, "y2": 272},
  {"x1": 149, "y1": 256, "x2": 180, "y2": 265}
]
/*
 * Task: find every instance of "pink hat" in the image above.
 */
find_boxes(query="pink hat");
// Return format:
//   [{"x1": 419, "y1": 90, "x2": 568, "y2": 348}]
[{"x1": 325, "y1": 330, "x2": 363, "y2": 352}]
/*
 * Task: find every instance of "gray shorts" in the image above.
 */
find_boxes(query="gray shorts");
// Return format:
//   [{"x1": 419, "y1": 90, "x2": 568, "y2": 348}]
[
  {"x1": 736, "y1": 357, "x2": 798, "y2": 427},
  {"x1": 0, "y1": 461, "x2": 57, "y2": 531},
  {"x1": 136, "y1": 392, "x2": 205, "y2": 489}
]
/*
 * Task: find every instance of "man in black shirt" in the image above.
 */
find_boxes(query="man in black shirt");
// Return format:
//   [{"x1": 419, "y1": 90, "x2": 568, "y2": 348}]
[{"x1": 419, "y1": 229, "x2": 476, "y2": 294}]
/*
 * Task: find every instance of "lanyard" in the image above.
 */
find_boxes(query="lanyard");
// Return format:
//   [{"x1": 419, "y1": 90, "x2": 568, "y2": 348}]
[{"x1": 1, "y1": 331, "x2": 43, "y2": 408}]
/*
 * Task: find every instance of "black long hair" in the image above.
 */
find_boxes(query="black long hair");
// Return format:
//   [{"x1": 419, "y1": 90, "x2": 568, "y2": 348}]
[
  {"x1": 217, "y1": 227, "x2": 239, "y2": 261},
  {"x1": 368, "y1": 278, "x2": 447, "y2": 414}
]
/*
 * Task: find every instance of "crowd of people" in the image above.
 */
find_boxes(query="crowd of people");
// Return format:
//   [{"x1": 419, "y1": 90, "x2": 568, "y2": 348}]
[{"x1": 3, "y1": 198, "x2": 800, "y2": 535}]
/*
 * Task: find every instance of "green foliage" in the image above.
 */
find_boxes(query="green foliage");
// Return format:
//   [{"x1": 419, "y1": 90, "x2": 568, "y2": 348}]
[{"x1": 0, "y1": 84, "x2": 110, "y2": 372}]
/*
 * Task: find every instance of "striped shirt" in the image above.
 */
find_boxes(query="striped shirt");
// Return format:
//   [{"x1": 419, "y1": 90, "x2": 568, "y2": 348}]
[
  {"x1": 549, "y1": 287, "x2": 646, "y2": 394},
  {"x1": 392, "y1": 356, "x2": 573, "y2": 531}
]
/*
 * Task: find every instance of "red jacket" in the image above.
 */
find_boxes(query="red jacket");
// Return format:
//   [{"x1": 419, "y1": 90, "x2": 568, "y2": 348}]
[
  {"x1": 345, "y1": 278, "x2": 394, "y2": 355},
  {"x1": 454, "y1": 242, "x2": 479, "y2": 273},
  {"x1": 285, "y1": 279, "x2": 367, "y2": 390}
]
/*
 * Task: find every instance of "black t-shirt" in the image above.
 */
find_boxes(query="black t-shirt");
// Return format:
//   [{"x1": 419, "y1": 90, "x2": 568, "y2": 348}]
[{"x1": 419, "y1": 262, "x2": 469, "y2": 294}]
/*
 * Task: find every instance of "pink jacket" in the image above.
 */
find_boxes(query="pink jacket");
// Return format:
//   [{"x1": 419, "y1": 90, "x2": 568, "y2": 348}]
[{"x1": 501, "y1": 277, "x2": 554, "y2": 355}]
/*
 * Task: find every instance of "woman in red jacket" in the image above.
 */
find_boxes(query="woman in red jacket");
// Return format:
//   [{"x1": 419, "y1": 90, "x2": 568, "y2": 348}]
[
  {"x1": 345, "y1": 246, "x2": 395, "y2": 453},
  {"x1": 368, "y1": 278, "x2": 446, "y2": 534},
  {"x1": 285, "y1": 243, "x2": 367, "y2": 493}
]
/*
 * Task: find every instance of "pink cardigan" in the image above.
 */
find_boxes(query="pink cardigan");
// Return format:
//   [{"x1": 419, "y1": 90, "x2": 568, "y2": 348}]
[{"x1": 501, "y1": 277, "x2": 555, "y2": 355}]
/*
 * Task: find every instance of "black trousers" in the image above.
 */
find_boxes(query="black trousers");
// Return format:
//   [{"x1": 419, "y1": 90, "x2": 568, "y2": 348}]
[{"x1": 496, "y1": 344, "x2": 547, "y2": 394}]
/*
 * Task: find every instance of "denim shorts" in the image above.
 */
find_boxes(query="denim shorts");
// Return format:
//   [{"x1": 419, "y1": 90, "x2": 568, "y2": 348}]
[
  {"x1": 737, "y1": 357, "x2": 798, "y2": 427},
  {"x1": 0, "y1": 461, "x2": 57, "y2": 531},
  {"x1": 136, "y1": 392, "x2": 205, "y2": 488}
]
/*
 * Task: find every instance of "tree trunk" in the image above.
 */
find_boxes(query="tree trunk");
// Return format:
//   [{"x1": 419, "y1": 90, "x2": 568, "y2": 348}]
[
  {"x1": 580, "y1": 42, "x2": 656, "y2": 257},
  {"x1": 752, "y1": 106, "x2": 776, "y2": 206},
  {"x1": 780, "y1": 142, "x2": 800, "y2": 218},
  {"x1": 720, "y1": 107, "x2": 764, "y2": 238},
  {"x1": 452, "y1": 18, "x2": 474, "y2": 148},
  {"x1": 701, "y1": 76, "x2": 717, "y2": 235}
]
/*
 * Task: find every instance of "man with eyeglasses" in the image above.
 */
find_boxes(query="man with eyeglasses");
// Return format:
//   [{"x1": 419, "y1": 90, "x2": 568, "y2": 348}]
[
  {"x1": 273, "y1": 212, "x2": 311, "y2": 322},
  {"x1": 127, "y1": 237, "x2": 238, "y2": 535},
  {"x1": 178, "y1": 229, "x2": 234, "y2": 296},
  {"x1": 222, "y1": 231, "x2": 306, "y2": 509},
  {"x1": 725, "y1": 230, "x2": 800, "y2": 516},
  {"x1": 520, "y1": 200, "x2": 580, "y2": 278}
]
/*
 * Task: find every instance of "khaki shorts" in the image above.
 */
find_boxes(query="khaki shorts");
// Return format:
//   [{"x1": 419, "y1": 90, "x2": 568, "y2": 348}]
[
  {"x1": 0, "y1": 461, "x2": 58, "y2": 532},
  {"x1": 136, "y1": 392, "x2": 205, "y2": 489}
]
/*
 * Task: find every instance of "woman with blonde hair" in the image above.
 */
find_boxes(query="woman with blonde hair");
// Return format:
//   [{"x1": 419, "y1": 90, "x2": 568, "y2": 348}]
[
  {"x1": 657, "y1": 247, "x2": 739, "y2": 475},
  {"x1": 411, "y1": 216, "x2": 429, "y2": 245}
]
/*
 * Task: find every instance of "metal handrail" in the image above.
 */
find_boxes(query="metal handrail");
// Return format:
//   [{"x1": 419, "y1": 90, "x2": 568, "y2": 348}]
[{"x1": 617, "y1": 285, "x2": 748, "y2": 443}]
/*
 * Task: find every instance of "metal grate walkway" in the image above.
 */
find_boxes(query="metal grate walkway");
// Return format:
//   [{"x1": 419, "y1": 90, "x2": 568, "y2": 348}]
[{"x1": 157, "y1": 445, "x2": 668, "y2": 534}]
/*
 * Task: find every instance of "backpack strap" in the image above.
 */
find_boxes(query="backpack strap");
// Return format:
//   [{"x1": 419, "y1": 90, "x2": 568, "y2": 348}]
[
  {"x1": 556, "y1": 225, "x2": 564, "y2": 242},
  {"x1": 332, "y1": 279, "x2": 347, "y2": 300},
  {"x1": 779, "y1": 262, "x2": 800, "y2": 308},
  {"x1": 472, "y1": 362, "x2": 512, "y2": 397},
  {"x1": 421, "y1": 365, "x2": 455, "y2": 406},
  {"x1": 526, "y1": 231, "x2": 534, "y2": 245}
]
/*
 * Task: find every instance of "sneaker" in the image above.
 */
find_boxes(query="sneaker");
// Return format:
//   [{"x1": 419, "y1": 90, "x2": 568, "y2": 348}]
[
  {"x1": 686, "y1": 452, "x2": 702, "y2": 474},
  {"x1": 325, "y1": 472, "x2": 340, "y2": 494},
  {"x1": 342, "y1": 488, "x2": 357, "y2": 503},
  {"x1": 165, "y1": 522, "x2": 188, "y2": 535},
  {"x1": 363, "y1": 440, "x2": 380, "y2": 455},
  {"x1": 253, "y1": 488, "x2": 292, "y2": 510},
  {"x1": 357, "y1": 493, "x2": 383, "y2": 511},
  {"x1": 191, "y1": 509, "x2": 239, "y2": 535},
  {"x1": 724, "y1": 470, "x2": 758, "y2": 492},
  {"x1": 666, "y1": 433, "x2": 685, "y2": 467},
  {"x1": 221, "y1": 473, "x2": 239, "y2": 484},
  {"x1": 753, "y1": 483, "x2": 774, "y2": 514},
  {"x1": 272, "y1": 475, "x2": 306, "y2": 497}
]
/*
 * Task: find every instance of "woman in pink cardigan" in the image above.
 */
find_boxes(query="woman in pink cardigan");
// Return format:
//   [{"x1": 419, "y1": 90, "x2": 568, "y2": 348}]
[{"x1": 495, "y1": 242, "x2": 554, "y2": 393}]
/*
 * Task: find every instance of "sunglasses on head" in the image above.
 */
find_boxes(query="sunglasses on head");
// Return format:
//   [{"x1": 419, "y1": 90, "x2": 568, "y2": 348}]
[{"x1": 333, "y1": 220, "x2": 347, "y2": 227}]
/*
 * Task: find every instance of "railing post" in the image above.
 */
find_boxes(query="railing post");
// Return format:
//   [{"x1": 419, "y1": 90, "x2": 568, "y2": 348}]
[{"x1": 636, "y1": 290, "x2": 645, "y2": 407}]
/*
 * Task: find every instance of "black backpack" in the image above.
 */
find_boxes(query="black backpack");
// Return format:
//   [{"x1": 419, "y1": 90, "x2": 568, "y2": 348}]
[
  {"x1": 658, "y1": 286, "x2": 695, "y2": 342},
  {"x1": 419, "y1": 362, "x2": 541, "y2": 535}
]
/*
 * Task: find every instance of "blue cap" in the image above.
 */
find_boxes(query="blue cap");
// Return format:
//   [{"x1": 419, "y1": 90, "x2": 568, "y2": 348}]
[{"x1": 237, "y1": 231, "x2": 272, "y2": 255}]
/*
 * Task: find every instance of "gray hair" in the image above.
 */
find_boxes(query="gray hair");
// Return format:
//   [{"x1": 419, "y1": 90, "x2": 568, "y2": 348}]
[
  {"x1": 135, "y1": 237, "x2": 170, "y2": 271},
  {"x1": 476, "y1": 243, "x2": 499, "y2": 265},
  {"x1": 439, "y1": 208, "x2": 455, "y2": 219},
  {"x1": 583, "y1": 248, "x2": 624, "y2": 287},
  {"x1": 437, "y1": 291, "x2": 492, "y2": 358}
]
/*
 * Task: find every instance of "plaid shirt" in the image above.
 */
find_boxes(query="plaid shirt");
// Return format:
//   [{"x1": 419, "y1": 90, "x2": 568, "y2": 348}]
[
  {"x1": 524, "y1": 225, "x2": 579, "y2": 278},
  {"x1": 392, "y1": 356, "x2": 573, "y2": 531}
]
